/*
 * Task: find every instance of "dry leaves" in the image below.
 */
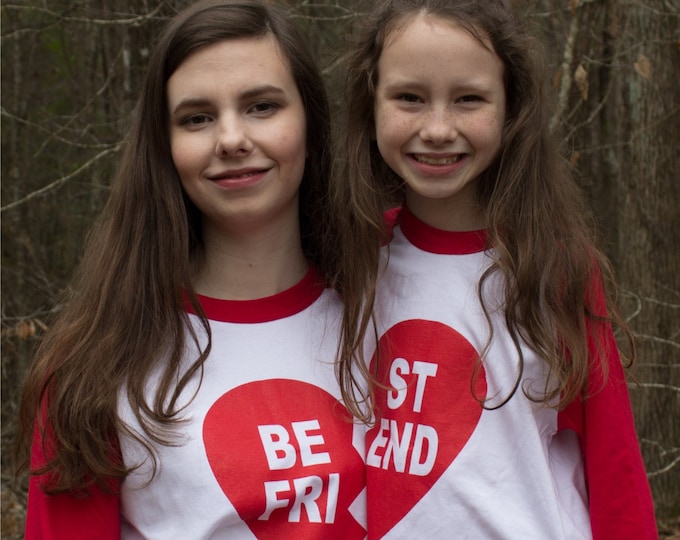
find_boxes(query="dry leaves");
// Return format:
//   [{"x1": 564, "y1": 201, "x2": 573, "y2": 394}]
[
  {"x1": 634, "y1": 53, "x2": 652, "y2": 79},
  {"x1": 574, "y1": 64, "x2": 588, "y2": 101}
]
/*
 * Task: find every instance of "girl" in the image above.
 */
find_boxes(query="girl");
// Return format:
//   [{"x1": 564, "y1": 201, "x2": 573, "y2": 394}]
[
  {"x1": 17, "y1": 1, "x2": 367, "y2": 538},
  {"x1": 338, "y1": 1, "x2": 657, "y2": 538}
]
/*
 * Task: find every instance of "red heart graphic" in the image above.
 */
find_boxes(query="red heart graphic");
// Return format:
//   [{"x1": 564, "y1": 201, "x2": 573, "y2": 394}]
[
  {"x1": 366, "y1": 320, "x2": 486, "y2": 539},
  {"x1": 203, "y1": 379, "x2": 366, "y2": 540}
]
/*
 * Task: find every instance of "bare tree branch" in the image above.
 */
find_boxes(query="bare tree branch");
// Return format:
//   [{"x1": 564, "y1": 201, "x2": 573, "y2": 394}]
[
  {"x1": 1, "y1": 3, "x2": 167, "y2": 29},
  {"x1": 631, "y1": 383, "x2": 680, "y2": 394},
  {"x1": 0, "y1": 144, "x2": 121, "y2": 213},
  {"x1": 551, "y1": 5, "x2": 580, "y2": 132}
]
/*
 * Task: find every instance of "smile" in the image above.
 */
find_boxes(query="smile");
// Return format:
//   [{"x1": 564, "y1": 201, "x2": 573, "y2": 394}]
[
  {"x1": 227, "y1": 171, "x2": 260, "y2": 179},
  {"x1": 412, "y1": 154, "x2": 463, "y2": 166},
  {"x1": 208, "y1": 168, "x2": 270, "y2": 190},
  {"x1": 211, "y1": 168, "x2": 268, "y2": 181}
]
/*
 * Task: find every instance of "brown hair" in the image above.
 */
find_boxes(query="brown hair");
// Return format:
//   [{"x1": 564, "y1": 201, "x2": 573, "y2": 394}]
[
  {"x1": 17, "y1": 0, "x2": 335, "y2": 494},
  {"x1": 337, "y1": 0, "x2": 634, "y2": 412}
]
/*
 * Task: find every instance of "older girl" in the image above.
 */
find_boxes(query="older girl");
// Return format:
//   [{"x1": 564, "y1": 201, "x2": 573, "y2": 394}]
[{"x1": 18, "y1": 1, "x2": 367, "y2": 538}]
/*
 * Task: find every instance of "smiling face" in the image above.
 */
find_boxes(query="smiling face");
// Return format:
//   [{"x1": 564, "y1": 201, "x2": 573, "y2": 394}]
[
  {"x1": 167, "y1": 35, "x2": 307, "y2": 237},
  {"x1": 374, "y1": 13, "x2": 506, "y2": 231}
]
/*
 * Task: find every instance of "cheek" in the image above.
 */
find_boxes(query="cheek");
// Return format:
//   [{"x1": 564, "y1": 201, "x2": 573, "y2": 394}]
[
  {"x1": 488, "y1": 119, "x2": 504, "y2": 156},
  {"x1": 282, "y1": 129, "x2": 307, "y2": 174},
  {"x1": 375, "y1": 109, "x2": 406, "y2": 152},
  {"x1": 267, "y1": 112, "x2": 307, "y2": 161},
  {"x1": 170, "y1": 133, "x2": 202, "y2": 179},
  {"x1": 268, "y1": 122, "x2": 307, "y2": 183},
  {"x1": 373, "y1": 101, "x2": 391, "y2": 141},
  {"x1": 471, "y1": 112, "x2": 504, "y2": 153},
  {"x1": 284, "y1": 125, "x2": 307, "y2": 159}
]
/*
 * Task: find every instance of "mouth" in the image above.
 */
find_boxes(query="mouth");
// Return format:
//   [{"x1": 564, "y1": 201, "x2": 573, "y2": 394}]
[
  {"x1": 411, "y1": 154, "x2": 464, "y2": 166},
  {"x1": 210, "y1": 168, "x2": 269, "y2": 181},
  {"x1": 207, "y1": 167, "x2": 271, "y2": 190}
]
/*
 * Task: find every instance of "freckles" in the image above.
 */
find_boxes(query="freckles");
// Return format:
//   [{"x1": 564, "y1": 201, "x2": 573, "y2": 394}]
[
  {"x1": 380, "y1": 111, "x2": 408, "y2": 133},
  {"x1": 472, "y1": 111, "x2": 504, "y2": 134},
  {"x1": 480, "y1": 109, "x2": 500, "y2": 124},
  {"x1": 374, "y1": 108, "x2": 387, "y2": 127},
  {"x1": 374, "y1": 116, "x2": 389, "y2": 139}
]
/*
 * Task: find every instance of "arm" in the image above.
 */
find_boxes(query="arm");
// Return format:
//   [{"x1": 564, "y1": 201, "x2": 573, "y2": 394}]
[
  {"x1": 581, "y1": 324, "x2": 657, "y2": 540},
  {"x1": 25, "y1": 423, "x2": 121, "y2": 540},
  {"x1": 559, "y1": 269, "x2": 657, "y2": 539}
]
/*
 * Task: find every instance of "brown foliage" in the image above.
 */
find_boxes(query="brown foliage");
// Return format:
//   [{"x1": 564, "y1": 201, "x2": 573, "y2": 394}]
[{"x1": 2, "y1": 0, "x2": 678, "y2": 530}]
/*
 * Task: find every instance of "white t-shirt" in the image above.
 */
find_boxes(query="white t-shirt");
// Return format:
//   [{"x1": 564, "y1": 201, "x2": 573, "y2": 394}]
[
  {"x1": 118, "y1": 268, "x2": 367, "y2": 539},
  {"x1": 365, "y1": 206, "x2": 655, "y2": 540}
]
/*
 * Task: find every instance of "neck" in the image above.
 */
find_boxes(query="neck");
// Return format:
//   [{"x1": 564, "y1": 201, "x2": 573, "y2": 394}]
[
  {"x1": 193, "y1": 219, "x2": 308, "y2": 300},
  {"x1": 405, "y1": 189, "x2": 485, "y2": 232}
]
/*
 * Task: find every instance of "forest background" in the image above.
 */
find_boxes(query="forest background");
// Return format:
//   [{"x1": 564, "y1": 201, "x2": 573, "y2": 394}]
[{"x1": 1, "y1": 0, "x2": 678, "y2": 537}]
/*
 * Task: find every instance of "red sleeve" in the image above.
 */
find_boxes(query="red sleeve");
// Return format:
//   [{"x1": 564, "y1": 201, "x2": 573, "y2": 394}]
[
  {"x1": 25, "y1": 419, "x2": 121, "y2": 539},
  {"x1": 583, "y1": 325, "x2": 657, "y2": 539},
  {"x1": 560, "y1": 278, "x2": 657, "y2": 539}
]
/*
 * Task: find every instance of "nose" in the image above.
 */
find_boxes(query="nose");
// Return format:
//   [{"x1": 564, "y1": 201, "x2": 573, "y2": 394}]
[
  {"x1": 419, "y1": 106, "x2": 457, "y2": 145},
  {"x1": 215, "y1": 114, "x2": 253, "y2": 157}
]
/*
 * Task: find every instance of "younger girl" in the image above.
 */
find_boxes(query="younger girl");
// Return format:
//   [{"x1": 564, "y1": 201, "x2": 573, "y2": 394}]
[
  {"x1": 339, "y1": 1, "x2": 657, "y2": 538},
  {"x1": 18, "y1": 1, "x2": 367, "y2": 538}
]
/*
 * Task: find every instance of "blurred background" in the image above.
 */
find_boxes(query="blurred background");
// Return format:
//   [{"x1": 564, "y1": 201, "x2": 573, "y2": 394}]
[{"x1": 1, "y1": 0, "x2": 678, "y2": 537}]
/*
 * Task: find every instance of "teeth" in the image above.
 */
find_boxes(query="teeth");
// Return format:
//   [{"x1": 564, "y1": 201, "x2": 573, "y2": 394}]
[
  {"x1": 226, "y1": 171, "x2": 258, "y2": 179},
  {"x1": 414, "y1": 155, "x2": 461, "y2": 165}
]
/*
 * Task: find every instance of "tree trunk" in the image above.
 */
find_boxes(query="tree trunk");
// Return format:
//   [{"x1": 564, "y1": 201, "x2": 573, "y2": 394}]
[{"x1": 607, "y1": 0, "x2": 680, "y2": 525}]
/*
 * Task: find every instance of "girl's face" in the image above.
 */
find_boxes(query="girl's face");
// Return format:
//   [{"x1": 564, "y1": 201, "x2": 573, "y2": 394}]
[
  {"x1": 167, "y1": 35, "x2": 307, "y2": 237},
  {"x1": 374, "y1": 13, "x2": 506, "y2": 231}
]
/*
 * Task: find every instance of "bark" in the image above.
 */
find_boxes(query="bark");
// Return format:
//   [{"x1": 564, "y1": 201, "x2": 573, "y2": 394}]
[
  {"x1": 1, "y1": 0, "x2": 678, "y2": 535},
  {"x1": 607, "y1": 0, "x2": 680, "y2": 523},
  {"x1": 505, "y1": 0, "x2": 679, "y2": 525}
]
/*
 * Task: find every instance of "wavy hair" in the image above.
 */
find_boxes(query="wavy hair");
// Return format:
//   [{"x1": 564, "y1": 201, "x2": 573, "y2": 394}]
[
  {"x1": 17, "y1": 0, "x2": 333, "y2": 494},
  {"x1": 337, "y1": 0, "x2": 634, "y2": 412}
]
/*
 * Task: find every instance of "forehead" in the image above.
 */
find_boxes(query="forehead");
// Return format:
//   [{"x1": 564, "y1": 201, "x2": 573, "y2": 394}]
[
  {"x1": 377, "y1": 13, "x2": 503, "y2": 82},
  {"x1": 167, "y1": 34, "x2": 296, "y2": 92},
  {"x1": 384, "y1": 11, "x2": 492, "y2": 53}
]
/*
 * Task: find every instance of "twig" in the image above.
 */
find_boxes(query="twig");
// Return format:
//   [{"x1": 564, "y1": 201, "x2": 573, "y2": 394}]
[{"x1": 0, "y1": 145, "x2": 121, "y2": 213}]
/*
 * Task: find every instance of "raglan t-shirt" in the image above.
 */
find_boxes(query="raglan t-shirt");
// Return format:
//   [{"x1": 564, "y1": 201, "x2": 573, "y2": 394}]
[
  {"x1": 25, "y1": 267, "x2": 367, "y2": 540},
  {"x1": 365, "y1": 206, "x2": 657, "y2": 540}
]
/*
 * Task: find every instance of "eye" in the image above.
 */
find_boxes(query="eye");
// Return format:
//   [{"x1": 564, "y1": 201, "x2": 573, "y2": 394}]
[
  {"x1": 397, "y1": 93, "x2": 422, "y2": 103},
  {"x1": 181, "y1": 113, "x2": 212, "y2": 127},
  {"x1": 458, "y1": 94, "x2": 482, "y2": 103},
  {"x1": 249, "y1": 101, "x2": 280, "y2": 115}
]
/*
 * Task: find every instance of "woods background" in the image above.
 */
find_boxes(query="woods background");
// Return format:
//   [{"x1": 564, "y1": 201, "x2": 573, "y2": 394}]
[{"x1": 1, "y1": 0, "x2": 678, "y2": 537}]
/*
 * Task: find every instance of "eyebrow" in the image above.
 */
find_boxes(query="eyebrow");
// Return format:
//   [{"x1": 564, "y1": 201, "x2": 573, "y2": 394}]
[
  {"x1": 381, "y1": 79, "x2": 494, "y2": 95},
  {"x1": 240, "y1": 84, "x2": 287, "y2": 100},
  {"x1": 380, "y1": 81, "x2": 426, "y2": 92},
  {"x1": 171, "y1": 84, "x2": 288, "y2": 115}
]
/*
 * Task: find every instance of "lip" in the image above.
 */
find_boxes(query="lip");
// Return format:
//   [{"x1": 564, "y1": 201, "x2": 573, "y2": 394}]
[
  {"x1": 207, "y1": 167, "x2": 271, "y2": 189},
  {"x1": 408, "y1": 153, "x2": 467, "y2": 176}
]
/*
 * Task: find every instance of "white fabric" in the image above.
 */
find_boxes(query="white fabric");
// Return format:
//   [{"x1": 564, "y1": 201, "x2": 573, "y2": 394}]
[
  {"x1": 118, "y1": 274, "x2": 367, "y2": 539},
  {"x1": 366, "y1": 214, "x2": 591, "y2": 540}
]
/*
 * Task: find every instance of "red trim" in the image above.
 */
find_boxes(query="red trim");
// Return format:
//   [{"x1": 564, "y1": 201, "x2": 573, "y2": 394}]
[
  {"x1": 396, "y1": 205, "x2": 487, "y2": 255},
  {"x1": 184, "y1": 266, "x2": 325, "y2": 323}
]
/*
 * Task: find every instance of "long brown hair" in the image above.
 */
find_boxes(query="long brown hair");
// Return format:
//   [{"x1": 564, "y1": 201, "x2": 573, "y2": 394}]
[
  {"x1": 16, "y1": 0, "x2": 334, "y2": 495},
  {"x1": 337, "y1": 0, "x2": 634, "y2": 412}
]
